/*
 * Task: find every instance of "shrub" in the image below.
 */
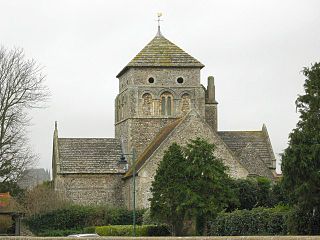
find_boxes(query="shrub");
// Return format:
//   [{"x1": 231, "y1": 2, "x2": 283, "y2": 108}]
[
  {"x1": 287, "y1": 204, "x2": 320, "y2": 235},
  {"x1": 94, "y1": 225, "x2": 170, "y2": 236},
  {"x1": 230, "y1": 177, "x2": 278, "y2": 211},
  {"x1": 37, "y1": 229, "x2": 83, "y2": 237},
  {"x1": 0, "y1": 215, "x2": 13, "y2": 234},
  {"x1": 24, "y1": 205, "x2": 145, "y2": 235},
  {"x1": 83, "y1": 226, "x2": 96, "y2": 234},
  {"x1": 209, "y1": 205, "x2": 290, "y2": 236},
  {"x1": 21, "y1": 182, "x2": 70, "y2": 216},
  {"x1": 142, "y1": 208, "x2": 161, "y2": 225}
]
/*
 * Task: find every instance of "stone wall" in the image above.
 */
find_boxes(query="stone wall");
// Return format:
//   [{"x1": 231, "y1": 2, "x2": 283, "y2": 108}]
[
  {"x1": 115, "y1": 67, "x2": 206, "y2": 158},
  {"x1": 118, "y1": 67, "x2": 201, "y2": 92},
  {"x1": 205, "y1": 103, "x2": 218, "y2": 131},
  {"x1": 130, "y1": 111, "x2": 248, "y2": 209},
  {"x1": 115, "y1": 118, "x2": 177, "y2": 157},
  {"x1": 54, "y1": 174, "x2": 124, "y2": 207}
]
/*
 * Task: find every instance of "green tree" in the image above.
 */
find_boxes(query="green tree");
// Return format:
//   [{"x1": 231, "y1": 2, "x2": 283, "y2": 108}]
[
  {"x1": 281, "y1": 62, "x2": 320, "y2": 234},
  {"x1": 150, "y1": 143, "x2": 188, "y2": 236},
  {"x1": 183, "y1": 138, "x2": 236, "y2": 235},
  {"x1": 150, "y1": 139, "x2": 236, "y2": 236},
  {"x1": 230, "y1": 178, "x2": 258, "y2": 210}
]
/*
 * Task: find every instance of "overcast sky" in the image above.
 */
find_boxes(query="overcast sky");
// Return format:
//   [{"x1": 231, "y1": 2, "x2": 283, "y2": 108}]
[{"x1": 1, "y1": 0, "x2": 320, "y2": 173}]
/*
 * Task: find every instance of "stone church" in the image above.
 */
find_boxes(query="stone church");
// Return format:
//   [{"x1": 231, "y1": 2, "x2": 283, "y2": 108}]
[{"x1": 52, "y1": 27, "x2": 277, "y2": 209}]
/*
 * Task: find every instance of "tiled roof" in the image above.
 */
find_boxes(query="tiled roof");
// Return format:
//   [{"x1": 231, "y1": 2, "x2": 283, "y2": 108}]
[
  {"x1": 58, "y1": 138, "x2": 124, "y2": 174},
  {"x1": 117, "y1": 33, "x2": 204, "y2": 77},
  {"x1": 0, "y1": 193, "x2": 24, "y2": 214},
  {"x1": 217, "y1": 131, "x2": 275, "y2": 172},
  {"x1": 124, "y1": 118, "x2": 183, "y2": 178}
]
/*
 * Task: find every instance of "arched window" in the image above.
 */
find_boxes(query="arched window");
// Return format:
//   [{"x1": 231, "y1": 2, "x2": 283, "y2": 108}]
[
  {"x1": 142, "y1": 93, "x2": 153, "y2": 115},
  {"x1": 181, "y1": 93, "x2": 191, "y2": 115},
  {"x1": 160, "y1": 92, "x2": 173, "y2": 116}
]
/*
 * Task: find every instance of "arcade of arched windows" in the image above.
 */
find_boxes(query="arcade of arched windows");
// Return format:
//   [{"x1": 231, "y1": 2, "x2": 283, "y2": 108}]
[
  {"x1": 160, "y1": 92, "x2": 173, "y2": 116},
  {"x1": 139, "y1": 91, "x2": 192, "y2": 117}
]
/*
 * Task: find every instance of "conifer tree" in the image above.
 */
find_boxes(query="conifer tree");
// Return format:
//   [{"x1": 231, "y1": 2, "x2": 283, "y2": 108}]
[
  {"x1": 150, "y1": 143, "x2": 188, "y2": 236},
  {"x1": 281, "y1": 62, "x2": 320, "y2": 234},
  {"x1": 184, "y1": 138, "x2": 236, "y2": 235},
  {"x1": 150, "y1": 139, "x2": 236, "y2": 236}
]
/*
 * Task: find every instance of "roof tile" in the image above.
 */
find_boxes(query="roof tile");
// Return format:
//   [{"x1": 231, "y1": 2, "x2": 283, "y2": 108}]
[
  {"x1": 117, "y1": 34, "x2": 204, "y2": 77},
  {"x1": 58, "y1": 138, "x2": 124, "y2": 174}
]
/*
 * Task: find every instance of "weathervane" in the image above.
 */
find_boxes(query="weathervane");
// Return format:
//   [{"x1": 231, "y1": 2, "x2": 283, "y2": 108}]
[{"x1": 156, "y1": 12, "x2": 163, "y2": 36}]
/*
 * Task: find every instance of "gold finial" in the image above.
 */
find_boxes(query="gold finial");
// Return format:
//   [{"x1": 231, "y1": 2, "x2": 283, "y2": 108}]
[{"x1": 156, "y1": 12, "x2": 163, "y2": 36}]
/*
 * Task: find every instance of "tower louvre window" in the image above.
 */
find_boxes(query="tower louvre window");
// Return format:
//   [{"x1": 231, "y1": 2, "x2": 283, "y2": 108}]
[{"x1": 160, "y1": 92, "x2": 173, "y2": 116}]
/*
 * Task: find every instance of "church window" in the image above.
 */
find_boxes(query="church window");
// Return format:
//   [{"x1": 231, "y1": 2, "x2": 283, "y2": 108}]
[
  {"x1": 160, "y1": 92, "x2": 173, "y2": 116},
  {"x1": 148, "y1": 77, "x2": 155, "y2": 83},
  {"x1": 161, "y1": 97, "x2": 166, "y2": 115},
  {"x1": 142, "y1": 93, "x2": 153, "y2": 115},
  {"x1": 167, "y1": 96, "x2": 172, "y2": 115},
  {"x1": 177, "y1": 77, "x2": 184, "y2": 84}
]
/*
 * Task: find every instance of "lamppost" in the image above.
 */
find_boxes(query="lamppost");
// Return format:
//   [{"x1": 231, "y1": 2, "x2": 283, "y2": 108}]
[{"x1": 118, "y1": 148, "x2": 136, "y2": 237}]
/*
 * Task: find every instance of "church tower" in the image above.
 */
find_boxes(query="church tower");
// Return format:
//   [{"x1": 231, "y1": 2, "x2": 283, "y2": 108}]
[{"x1": 115, "y1": 28, "x2": 217, "y2": 156}]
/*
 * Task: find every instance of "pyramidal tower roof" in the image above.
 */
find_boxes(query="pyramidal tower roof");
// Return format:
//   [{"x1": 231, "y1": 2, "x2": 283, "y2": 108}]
[{"x1": 116, "y1": 29, "x2": 204, "y2": 77}]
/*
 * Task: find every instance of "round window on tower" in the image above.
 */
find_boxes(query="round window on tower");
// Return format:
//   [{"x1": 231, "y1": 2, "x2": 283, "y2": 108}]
[
  {"x1": 148, "y1": 77, "x2": 155, "y2": 83},
  {"x1": 177, "y1": 77, "x2": 184, "y2": 84}
]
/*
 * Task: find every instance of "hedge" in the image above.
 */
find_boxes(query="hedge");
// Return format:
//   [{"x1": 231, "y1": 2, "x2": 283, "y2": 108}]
[
  {"x1": 36, "y1": 229, "x2": 83, "y2": 237},
  {"x1": 209, "y1": 205, "x2": 290, "y2": 236},
  {"x1": 24, "y1": 205, "x2": 145, "y2": 235},
  {"x1": 92, "y1": 225, "x2": 170, "y2": 236}
]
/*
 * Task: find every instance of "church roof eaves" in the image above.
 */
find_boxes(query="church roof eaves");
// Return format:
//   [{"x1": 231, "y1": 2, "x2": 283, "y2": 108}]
[
  {"x1": 123, "y1": 117, "x2": 183, "y2": 179},
  {"x1": 116, "y1": 34, "x2": 204, "y2": 78}
]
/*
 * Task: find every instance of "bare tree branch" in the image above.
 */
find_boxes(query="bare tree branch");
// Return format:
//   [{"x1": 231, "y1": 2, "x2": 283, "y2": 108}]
[{"x1": 0, "y1": 47, "x2": 49, "y2": 184}]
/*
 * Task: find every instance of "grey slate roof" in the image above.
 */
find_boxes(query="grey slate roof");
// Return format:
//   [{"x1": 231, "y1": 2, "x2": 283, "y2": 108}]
[
  {"x1": 218, "y1": 131, "x2": 276, "y2": 177},
  {"x1": 58, "y1": 138, "x2": 124, "y2": 174},
  {"x1": 117, "y1": 33, "x2": 204, "y2": 77}
]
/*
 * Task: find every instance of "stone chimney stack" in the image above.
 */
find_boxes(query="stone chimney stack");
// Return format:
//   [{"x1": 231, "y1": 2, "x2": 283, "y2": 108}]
[
  {"x1": 207, "y1": 76, "x2": 215, "y2": 103},
  {"x1": 205, "y1": 76, "x2": 218, "y2": 131}
]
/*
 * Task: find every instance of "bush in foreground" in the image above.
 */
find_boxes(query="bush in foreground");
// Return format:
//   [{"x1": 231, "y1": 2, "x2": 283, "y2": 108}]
[
  {"x1": 209, "y1": 205, "x2": 290, "y2": 236},
  {"x1": 92, "y1": 225, "x2": 170, "y2": 236},
  {"x1": 24, "y1": 205, "x2": 145, "y2": 235}
]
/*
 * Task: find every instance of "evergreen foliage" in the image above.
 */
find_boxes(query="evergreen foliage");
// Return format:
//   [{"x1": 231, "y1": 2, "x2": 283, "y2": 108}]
[
  {"x1": 184, "y1": 138, "x2": 237, "y2": 235},
  {"x1": 230, "y1": 178, "x2": 288, "y2": 211},
  {"x1": 24, "y1": 205, "x2": 145, "y2": 235},
  {"x1": 209, "y1": 205, "x2": 290, "y2": 236},
  {"x1": 94, "y1": 225, "x2": 170, "y2": 237},
  {"x1": 150, "y1": 138, "x2": 236, "y2": 235},
  {"x1": 150, "y1": 143, "x2": 188, "y2": 235},
  {"x1": 281, "y1": 62, "x2": 320, "y2": 234}
]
